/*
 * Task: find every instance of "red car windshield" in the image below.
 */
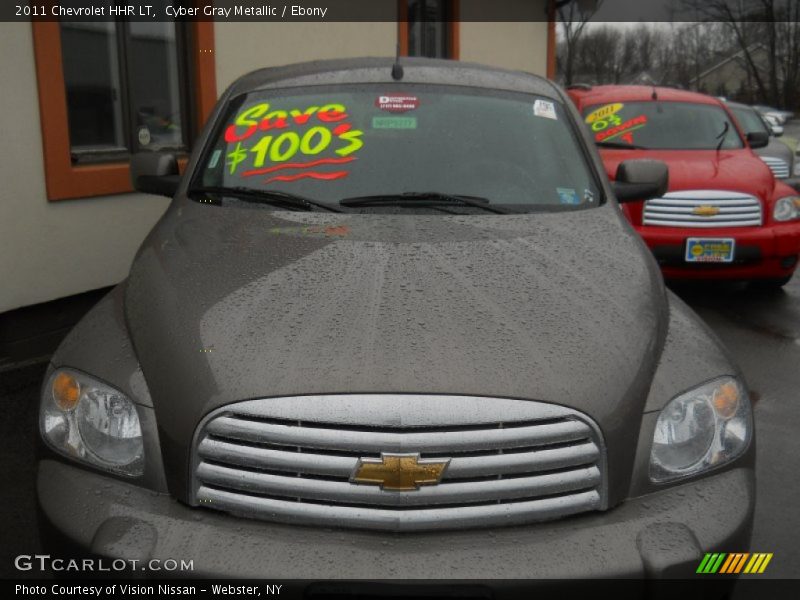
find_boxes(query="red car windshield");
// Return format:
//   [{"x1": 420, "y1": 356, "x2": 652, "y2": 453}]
[{"x1": 582, "y1": 101, "x2": 744, "y2": 150}]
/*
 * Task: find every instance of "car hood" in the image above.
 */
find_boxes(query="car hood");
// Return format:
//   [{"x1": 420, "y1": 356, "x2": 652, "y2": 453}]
[
  {"x1": 600, "y1": 149, "x2": 775, "y2": 199},
  {"x1": 125, "y1": 200, "x2": 667, "y2": 501}
]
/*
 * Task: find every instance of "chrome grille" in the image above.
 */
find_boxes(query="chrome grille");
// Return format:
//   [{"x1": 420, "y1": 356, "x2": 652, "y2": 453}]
[
  {"x1": 191, "y1": 395, "x2": 606, "y2": 532},
  {"x1": 760, "y1": 156, "x2": 790, "y2": 179},
  {"x1": 643, "y1": 190, "x2": 763, "y2": 228}
]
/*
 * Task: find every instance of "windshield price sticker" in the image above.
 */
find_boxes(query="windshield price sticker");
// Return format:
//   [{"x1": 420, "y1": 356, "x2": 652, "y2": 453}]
[
  {"x1": 223, "y1": 101, "x2": 364, "y2": 183},
  {"x1": 375, "y1": 95, "x2": 419, "y2": 113},
  {"x1": 556, "y1": 187, "x2": 581, "y2": 205},
  {"x1": 372, "y1": 116, "x2": 417, "y2": 129},
  {"x1": 585, "y1": 103, "x2": 624, "y2": 132},
  {"x1": 533, "y1": 100, "x2": 557, "y2": 120},
  {"x1": 208, "y1": 149, "x2": 222, "y2": 169},
  {"x1": 595, "y1": 114, "x2": 648, "y2": 143}
]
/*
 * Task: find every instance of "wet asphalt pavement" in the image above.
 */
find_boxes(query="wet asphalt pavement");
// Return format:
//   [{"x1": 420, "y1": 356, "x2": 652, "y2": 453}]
[{"x1": 672, "y1": 278, "x2": 800, "y2": 580}]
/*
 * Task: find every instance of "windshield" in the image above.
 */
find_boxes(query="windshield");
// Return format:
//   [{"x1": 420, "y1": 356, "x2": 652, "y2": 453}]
[
  {"x1": 729, "y1": 106, "x2": 769, "y2": 136},
  {"x1": 582, "y1": 101, "x2": 744, "y2": 150},
  {"x1": 194, "y1": 84, "x2": 601, "y2": 212}
]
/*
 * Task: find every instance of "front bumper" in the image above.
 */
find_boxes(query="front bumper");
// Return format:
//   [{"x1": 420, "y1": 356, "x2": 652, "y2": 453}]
[
  {"x1": 37, "y1": 459, "x2": 754, "y2": 583},
  {"x1": 636, "y1": 223, "x2": 800, "y2": 281}
]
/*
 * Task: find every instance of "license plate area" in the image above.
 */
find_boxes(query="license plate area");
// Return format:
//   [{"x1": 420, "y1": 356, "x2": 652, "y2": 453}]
[{"x1": 685, "y1": 238, "x2": 736, "y2": 263}]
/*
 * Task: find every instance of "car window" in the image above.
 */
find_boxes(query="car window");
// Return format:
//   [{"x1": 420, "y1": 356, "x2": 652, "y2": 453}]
[
  {"x1": 730, "y1": 106, "x2": 769, "y2": 136},
  {"x1": 194, "y1": 84, "x2": 602, "y2": 212},
  {"x1": 582, "y1": 101, "x2": 744, "y2": 150}
]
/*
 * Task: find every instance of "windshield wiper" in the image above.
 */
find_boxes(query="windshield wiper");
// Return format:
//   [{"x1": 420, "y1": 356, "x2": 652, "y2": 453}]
[
  {"x1": 596, "y1": 140, "x2": 646, "y2": 149},
  {"x1": 189, "y1": 186, "x2": 342, "y2": 212},
  {"x1": 716, "y1": 121, "x2": 730, "y2": 152},
  {"x1": 339, "y1": 192, "x2": 509, "y2": 214}
]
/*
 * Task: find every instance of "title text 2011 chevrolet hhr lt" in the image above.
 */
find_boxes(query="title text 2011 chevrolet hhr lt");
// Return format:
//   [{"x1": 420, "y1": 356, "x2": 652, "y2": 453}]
[{"x1": 38, "y1": 59, "x2": 754, "y2": 586}]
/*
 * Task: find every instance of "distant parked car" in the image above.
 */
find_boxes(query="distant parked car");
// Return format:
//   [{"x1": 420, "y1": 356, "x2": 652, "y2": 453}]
[
  {"x1": 753, "y1": 104, "x2": 793, "y2": 125},
  {"x1": 568, "y1": 85, "x2": 800, "y2": 287},
  {"x1": 762, "y1": 114, "x2": 784, "y2": 136},
  {"x1": 727, "y1": 102, "x2": 793, "y2": 180}
]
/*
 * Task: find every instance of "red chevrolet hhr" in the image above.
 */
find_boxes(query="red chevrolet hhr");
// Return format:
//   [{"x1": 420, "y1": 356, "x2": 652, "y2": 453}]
[{"x1": 568, "y1": 85, "x2": 800, "y2": 287}]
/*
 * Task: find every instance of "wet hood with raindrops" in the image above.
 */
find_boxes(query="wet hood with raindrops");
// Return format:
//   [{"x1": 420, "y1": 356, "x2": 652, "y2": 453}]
[{"x1": 124, "y1": 199, "x2": 668, "y2": 495}]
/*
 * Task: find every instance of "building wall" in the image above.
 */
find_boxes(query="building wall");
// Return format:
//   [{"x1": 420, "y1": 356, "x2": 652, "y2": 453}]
[
  {"x1": 459, "y1": 20, "x2": 548, "y2": 75},
  {"x1": 0, "y1": 23, "x2": 171, "y2": 314},
  {"x1": 213, "y1": 21, "x2": 397, "y2": 92},
  {"x1": 2, "y1": 11, "x2": 551, "y2": 313},
  {"x1": 459, "y1": 0, "x2": 549, "y2": 75}
]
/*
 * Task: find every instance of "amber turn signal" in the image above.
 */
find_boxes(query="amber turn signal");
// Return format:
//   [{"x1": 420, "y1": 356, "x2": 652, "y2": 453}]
[
  {"x1": 52, "y1": 372, "x2": 80, "y2": 411},
  {"x1": 713, "y1": 382, "x2": 740, "y2": 420}
]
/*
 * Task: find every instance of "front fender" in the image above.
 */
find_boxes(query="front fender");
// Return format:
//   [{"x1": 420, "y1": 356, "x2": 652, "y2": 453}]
[
  {"x1": 627, "y1": 291, "x2": 755, "y2": 499},
  {"x1": 44, "y1": 284, "x2": 167, "y2": 492}
]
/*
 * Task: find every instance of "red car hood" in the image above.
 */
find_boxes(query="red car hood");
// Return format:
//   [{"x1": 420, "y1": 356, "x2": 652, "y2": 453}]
[{"x1": 600, "y1": 149, "x2": 775, "y2": 199}]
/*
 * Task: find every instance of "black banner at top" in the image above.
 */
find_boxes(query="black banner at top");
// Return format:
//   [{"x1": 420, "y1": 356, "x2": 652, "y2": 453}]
[{"x1": 3, "y1": 0, "x2": 800, "y2": 23}]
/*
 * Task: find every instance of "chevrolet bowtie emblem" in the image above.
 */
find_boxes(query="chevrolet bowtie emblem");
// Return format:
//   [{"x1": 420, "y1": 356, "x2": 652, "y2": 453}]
[
  {"x1": 350, "y1": 453, "x2": 450, "y2": 491},
  {"x1": 693, "y1": 205, "x2": 721, "y2": 217}
]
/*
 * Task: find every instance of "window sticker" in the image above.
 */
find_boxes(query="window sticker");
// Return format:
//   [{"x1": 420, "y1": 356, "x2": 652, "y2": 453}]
[
  {"x1": 208, "y1": 149, "x2": 221, "y2": 169},
  {"x1": 372, "y1": 116, "x2": 417, "y2": 129},
  {"x1": 557, "y1": 187, "x2": 581, "y2": 205},
  {"x1": 223, "y1": 101, "x2": 364, "y2": 183},
  {"x1": 375, "y1": 95, "x2": 419, "y2": 113},
  {"x1": 585, "y1": 103, "x2": 624, "y2": 133},
  {"x1": 595, "y1": 115, "x2": 648, "y2": 143},
  {"x1": 533, "y1": 100, "x2": 557, "y2": 120},
  {"x1": 137, "y1": 126, "x2": 151, "y2": 146}
]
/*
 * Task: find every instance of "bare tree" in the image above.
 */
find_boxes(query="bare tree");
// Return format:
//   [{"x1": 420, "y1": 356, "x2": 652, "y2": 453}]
[
  {"x1": 556, "y1": 0, "x2": 604, "y2": 86},
  {"x1": 659, "y1": 22, "x2": 730, "y2": 91},
  {"x1": 774, "y1": 3, "x2": 800, "y2": 107},
  {"x1": 679, "y1": 0, "x2": 798, "y2": 106}
]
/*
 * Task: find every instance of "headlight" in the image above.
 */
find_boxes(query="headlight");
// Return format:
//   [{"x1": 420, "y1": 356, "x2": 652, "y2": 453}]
[
  {"x1": 41, "y1": 369, "x2": 143, "y2": 476},
  {"x1": 773, "y1": 196, "x2": 800, "y2": 221},
  {"x1": 650, "y1": 377, "x2": 751, "y2": 483}
]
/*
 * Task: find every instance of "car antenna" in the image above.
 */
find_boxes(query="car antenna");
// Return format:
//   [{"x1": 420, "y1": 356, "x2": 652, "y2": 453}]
[
  {"x1": 651, "y1": 87, "x2": 658, "y2": 100},
  {"x1": 392, "y1": 43, "x2": 404, "y2": 81}
]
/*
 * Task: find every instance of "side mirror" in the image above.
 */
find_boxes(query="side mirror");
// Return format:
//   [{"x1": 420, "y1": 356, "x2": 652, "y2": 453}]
[
  {"x1": 612, "y1": 159, "x2": 669, "y2": 203},
  {"x1": 130, "y1": 152, "x2": 180, "y2": 197},
  {"x1": 747, "y1": 131, "x2": 770, "y2": 149}
]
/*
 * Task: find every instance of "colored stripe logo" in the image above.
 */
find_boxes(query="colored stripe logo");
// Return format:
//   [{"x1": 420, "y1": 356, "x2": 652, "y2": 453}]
[{"x1": 697, "y1": 553, "x2": 773, "y2": 574}]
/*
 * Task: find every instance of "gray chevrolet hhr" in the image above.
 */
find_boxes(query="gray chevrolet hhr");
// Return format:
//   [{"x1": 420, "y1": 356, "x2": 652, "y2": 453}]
[{"x1": 38, "y1": 58, "x2": 754, "y2": 585}]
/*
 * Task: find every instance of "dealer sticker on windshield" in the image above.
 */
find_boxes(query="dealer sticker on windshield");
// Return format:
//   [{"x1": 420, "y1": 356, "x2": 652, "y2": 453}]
[
  {"x1": 533, "y1": 100, "x2": 557, "y2": 120},
  {"x1": 685, "y1": 238, "x2": 736, "y2": 263}
]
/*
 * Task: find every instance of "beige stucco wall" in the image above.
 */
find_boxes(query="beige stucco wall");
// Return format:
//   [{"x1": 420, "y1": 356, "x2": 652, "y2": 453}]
[
  {"x1": 459, "y1": 21, "x2": 549, "y2": 75},
  {"x1": 213, "y1": 21, "x2": 398, "y2": 92},
  {"x1": 0, "y1": 23, "x2": 171, "y2": 314},
  {"x1": 459, "y1": 1, "x2": 549, "y2": 75}
]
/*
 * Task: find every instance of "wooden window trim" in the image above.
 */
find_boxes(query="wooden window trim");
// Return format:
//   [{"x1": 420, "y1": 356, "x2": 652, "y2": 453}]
[
  {"x1": 32, "y1": 20, "x2": 217, "y2": 201},
  {"x1": 398, "y1": 1, "x2": 460, "y2": 60},
  {"x1": 546, "y1": 0, "x2": 557, "y2": 79}
]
